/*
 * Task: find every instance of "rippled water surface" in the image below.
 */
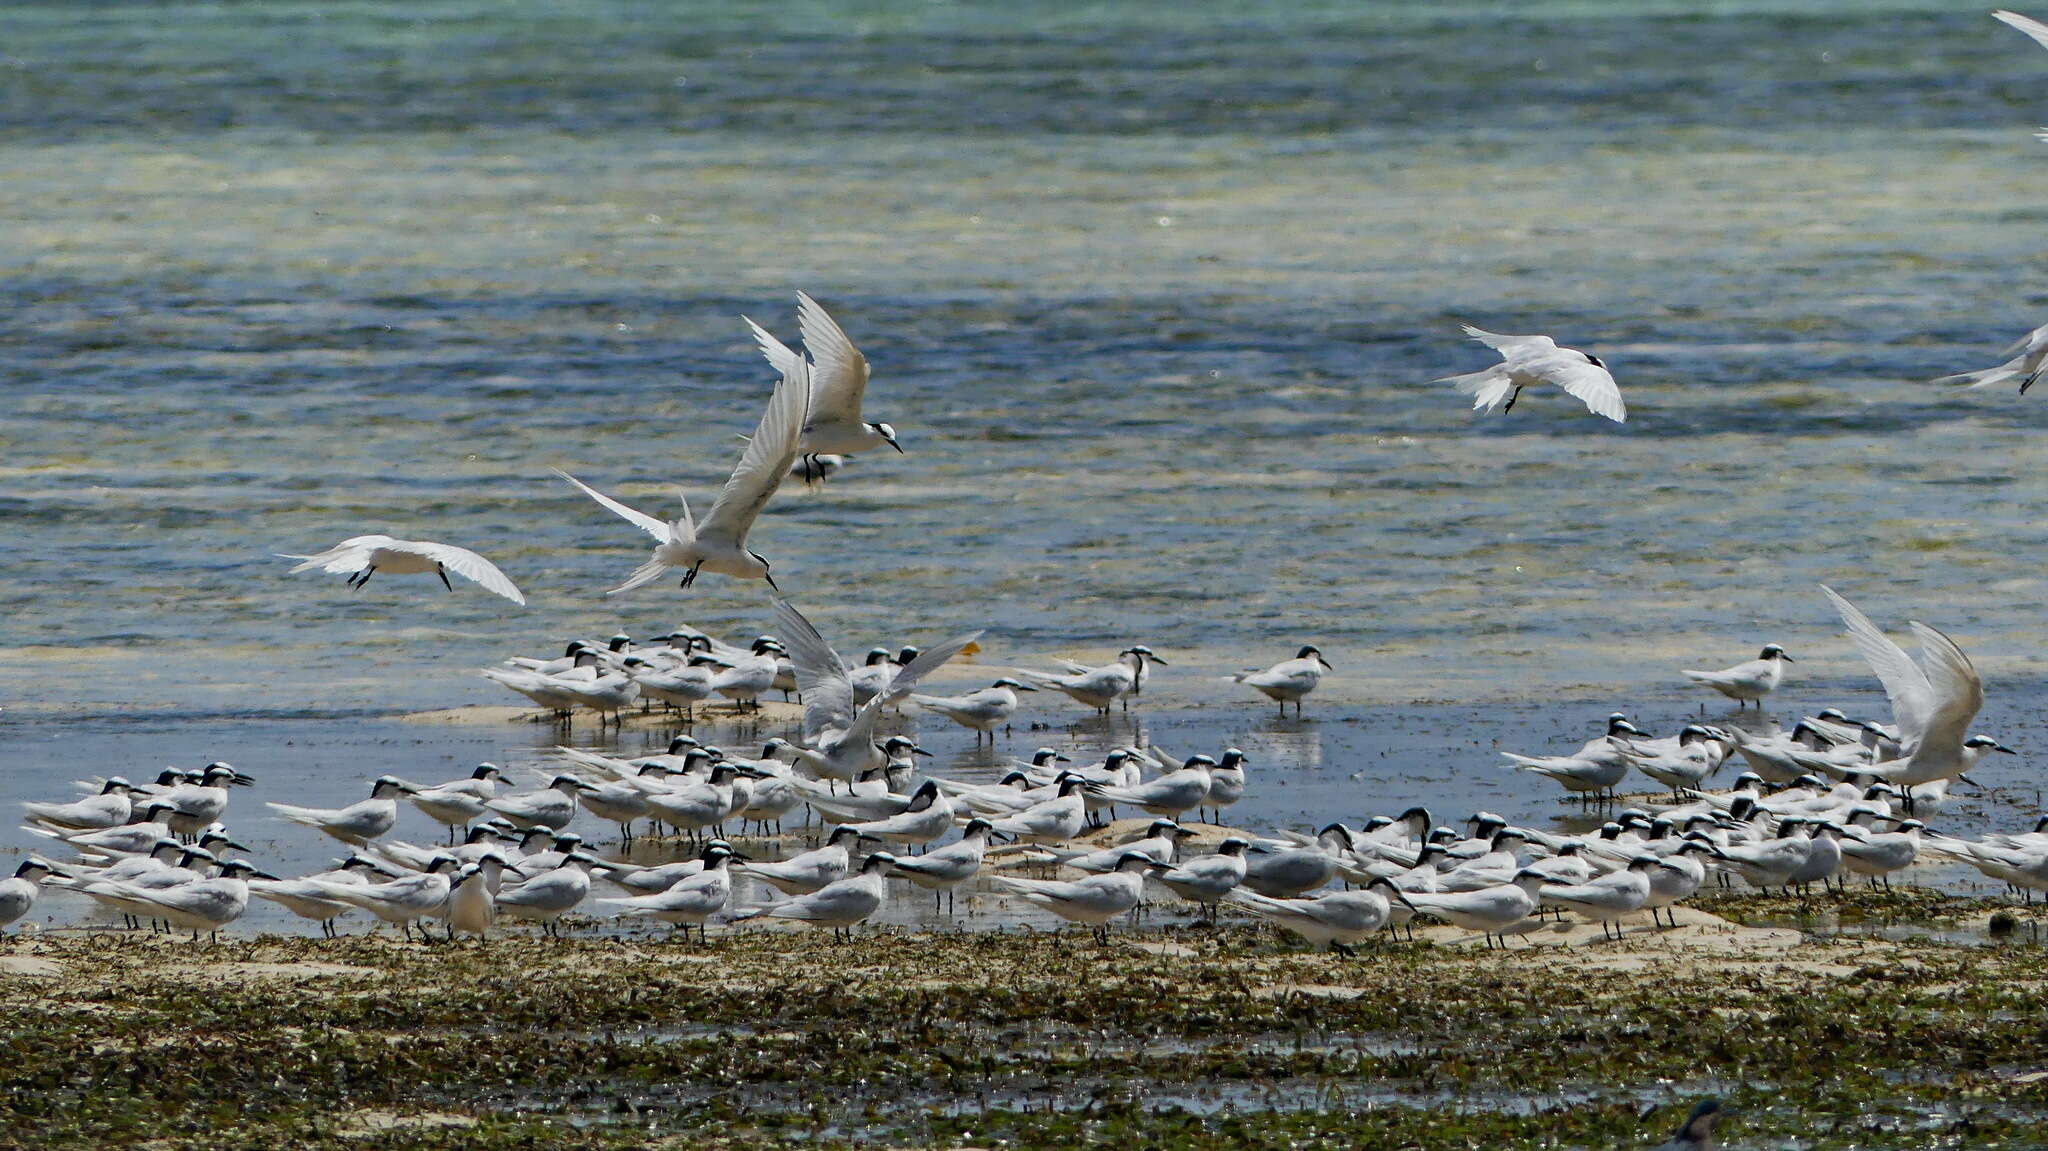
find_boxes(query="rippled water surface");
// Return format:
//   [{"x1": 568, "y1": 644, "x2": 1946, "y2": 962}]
[{"x1": 6, "y1": 1, "x2": 2048, "y2": 914}]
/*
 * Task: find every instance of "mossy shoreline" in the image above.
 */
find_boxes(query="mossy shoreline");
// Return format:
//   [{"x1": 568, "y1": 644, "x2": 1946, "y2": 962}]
[{"x1": 6, "y1": 902, "x2": 2048, "y2": 1149}]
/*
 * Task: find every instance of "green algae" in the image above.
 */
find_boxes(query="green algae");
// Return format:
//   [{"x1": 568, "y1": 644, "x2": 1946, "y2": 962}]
[{"x1": 4, "y1": 918, "x2": 2048, "y2": 1148}]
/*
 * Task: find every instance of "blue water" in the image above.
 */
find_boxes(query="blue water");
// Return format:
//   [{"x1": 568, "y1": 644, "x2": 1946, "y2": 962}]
[{"x1": 4, "y1": 0, "x2": 2048, "y2": 929}]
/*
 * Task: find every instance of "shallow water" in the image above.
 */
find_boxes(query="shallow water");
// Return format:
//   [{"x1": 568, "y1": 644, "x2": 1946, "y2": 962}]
[{"x1": 7, "y1": 1, "x2": 2048, "y2": 931}]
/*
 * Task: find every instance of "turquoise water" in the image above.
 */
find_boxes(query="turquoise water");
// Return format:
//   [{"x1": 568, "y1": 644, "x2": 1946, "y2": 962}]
[{"x1": 5, "y1": 2, "x2": 2048, "y2": 922}]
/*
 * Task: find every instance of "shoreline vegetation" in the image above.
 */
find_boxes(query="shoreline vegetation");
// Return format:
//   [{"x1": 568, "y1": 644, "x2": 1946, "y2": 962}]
[{"x1": 8, "y1": 894, "x2": 2048, "y2": 1149}]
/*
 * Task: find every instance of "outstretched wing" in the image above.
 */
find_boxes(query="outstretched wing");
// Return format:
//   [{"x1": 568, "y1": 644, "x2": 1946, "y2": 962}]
[
  {"x1": 553, "y1": 469, "x2": 674, "y2": 543},
  {"x1": 280, "y1": 535, "x2": 389, "y2": 574},
  {"x1": 698, "y1": 360, "x2": 809, "y2": 546},
  {"x1": 1461, "y1": 325, "x2": 1557, "y2": 359},
  {"x1": 771, "y1": 598, "x2": 856, "y2": 737},
  {"x1": 1820, "y1": 584, "x2": 1933, "y2": 743},
  {"x1": 881, "y1": 629, "x2": 986, "y2": 704},
  {"x1": 744, "y1": 315, "x2": 806, "y2": 378},
  {"x1": 797, "y1": 292, "x2": 871, "y2": 429},
  {"x1": 393, "y1": 540, "x2": 527, "y2": 605},
  {"x1": 1906, "y1": 621, "x2": 1983, "y2": 763},
  {"x1": 1995, "y1": 9, "x2": 2048, "y2": 51},
  {"x1": 1545, "y1": 359, "x2": 1626, "y2": 423}
]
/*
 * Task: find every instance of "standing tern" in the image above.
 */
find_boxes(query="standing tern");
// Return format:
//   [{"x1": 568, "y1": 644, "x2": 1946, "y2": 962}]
[
  {"x1": 495, "y1": 852, "x2": 598, "y2": 937},
  {"x1": 910, "y1": 678, "x2": 1038, "y2": 741},
  {"x1": 1017, "y1": 648, "x2": 1164, "y2": 714},
  {"x1": 736, "y1": 827, "x2": 857, "y2": 896},
  {"x1": 1233, "y1": 645, "x2": 1333, "y2": 714},
  {"x1": 745, "y1": 291, "x2": 903, "y2": 473},
  {"x1": 1225, "y1": 880, "x2": 1405, "y2": 954},
  {"x1": 987, "y1": 853, "x2": 1154, "y2": 942},
  {"x1": 280, "y1": 535, "x2": 525, "y2": 604},
  {"x1": 1401, "y1": 870, "x2": 1546, "y2": 949},
  {"x1": 554, "y1": 355, "x2": 809, "y2": 592},
  {"x1": 1436, "y1": 325, "x2": 1626, "y2": 423},
  {"x1": 94, "y1": 859, "x2": 273, "y2": 941},
  {"x1": 23, "y1": 779, "x2": 135, "y2": 832},
  {"x1": 601, "y1": 843, "x2": 741, "y2": 941},
  {"x1": 486, "y1": 776, "x2": 597, "y2": 831},
  {"x1": 1152, "y1": 837, "x2": 1252, "y2": 913},
  {"x1": 265, "y1": 776, "x2": 412, "y2": 846},
  {"x1": 1539, "y1": 856, "x2": 1656, "y2": 941},
  {"x1": 0, "y1": 859, "x2": 70, "y2": 931},
  {"x1": 890, "y1": 819, "x2": 993, "y2": 914},
  {"x1": 1681, "y1": 644, "x2": 1792, "y2": 709},
  {"x1": 732, "y1": 851, "x2": 895, "y2": 941}
]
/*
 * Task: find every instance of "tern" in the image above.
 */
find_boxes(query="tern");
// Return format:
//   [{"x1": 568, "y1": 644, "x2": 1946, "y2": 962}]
[
  {"x1": 1820, "y1": 585, "x2": 2000, "y2": 793},
  {"x1": 771, "y1": 598, "x2": 980, "y2": 788},
  {"x1": 23, "y1": 778, "x2": 135, "y2": 832},
  {"x1": 601, "y1": 843, "x2": 740, "y2": 940},
  {"x1": 486, "y1": 776, "x2": 596, "y2": 831},
  {"x1": 280, "y1": 535, "x2": 525, "y2": 604},
  {"x1": 745, "y1": 291, "x2": 903, "y2": 473},
  {"x1": 1437, "y1": 325, "x2": 1626, "y2": 422},
  {"x1": 844, "y1": 781, "x2": 957, "y2": 849},
  {"x1": 1402, "y1": 870, "x2": 1546, "y2": 949},
  {"x1": 1539, "y1": 856, "x2": 1656, "y2": 941},
  {"x1": 249, "y1": 857, "x2": 393, "y2": 938},
  {"x1": 987, "y1": 853, "x2": 1154, "y2": 941},
  {"x1": 446, "y1": 855, "x2": 520, "y2": 938},
  {"x1": 311, "y1": 856, "x2": 460, "y2": 941},
  {"x1": 265, "y1": 776, "x2": 412, "y2": 846},
  {"x1": 1681, "y1": 644, "x2": 1792, "y2": 709},
  {"x1": 408, "y1": 766, "x2": 510, "y2": 840},
  {"x1": 495, "y1": 852, "x2": 598, "y2": 937},
  {"x1": 554, "y1": 355, "x2": 809, "y2": 592},
  {"x1": 1233, "y1": 645, "x2": 1333, "y2": 714},
  {"x1": 1152, "y1": 837, "x2": 1252, "y2": 913},
  {"x1": 95, "y1": 859, "x2": 273, "y2": 940},
  {"x1": 1225, "y1": 880, "x2": 1405, "y2": 954},
  {"x1": 1017, "y1": 647, "x2": 1163, "y2": 713},
  {"x1": 736, "y1": 827, "x2": 857, "y2": 896},
  {"x1": 985, "y1": 777, "x2": 1091, "y2": 845},
  {"x1": 910, "y1": 678, "x2": 1039, "y2": 741},
  {"x1": 1932, "y1": 317, "x2": 2048, "y2": 393},
  {"x1": 1034, "y1": 819, "x2": 1191, "y2": 873},
  {"x1": 889, "y1": 819, "x2": 993, "y2": 914},
  {"x1": 0, "y1": 859, "x2": 69, "y2": 931},
  {"x1": 732, "y1": 851, "x2": 895, "y2": 941}
]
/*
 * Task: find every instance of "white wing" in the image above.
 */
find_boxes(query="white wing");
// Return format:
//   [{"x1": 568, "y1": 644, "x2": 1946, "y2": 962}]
[
  {"x1": 1906, "y1": 621, "x2": 1983, "y2": 763},
  {"x1": 1820, "y1": 584, "x2": 1933, "y2": 743},
  {"x1": 881, "y1": 629, "x2": 985, "y2": 704},
  {"x1": 1544, "y1": 359, "x2": 1626, "y2": 423},
  {"x1": 387, "y1": 540, "x2": 527, "y2": 605},
  {"x1": 797, "y1": 292, "x2": 871, "y2": 429},
  {"x1": 553, "y1": 468, "x2": 679, "y2": 543},
  {"x1": 744, "y1": 315, "x2": 806, "y2": 378},
  {"x1": 1995, "y1": 9, "x2": 2048, "y2": 51},
  {"x1": 698, "y1": 360, "x2": 808, "y2": 547},
  {"x1": 1462, "y1": 325, "x2": 1557, "y2": 358},
  {"x1": 771, "y1": 598, "x2": 857, "y2": 736},
  {"x1": 280, "y1": 535, "x2": 390, "y2": 574}
]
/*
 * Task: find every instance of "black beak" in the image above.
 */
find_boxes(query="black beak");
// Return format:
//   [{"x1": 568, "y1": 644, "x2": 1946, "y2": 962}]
[
  {"x1": 1317, "y1": 656, "x2": 1334, "y2": 670},
  {"x1": 912, "y1": 746, "x2": 935, "y2": 758},
  {"x1": 887, "y1": 438, "x2": 906, "y2": 454},
  {"x1": 763, "y1": 571, "x2": 780, "y2": 591}
]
